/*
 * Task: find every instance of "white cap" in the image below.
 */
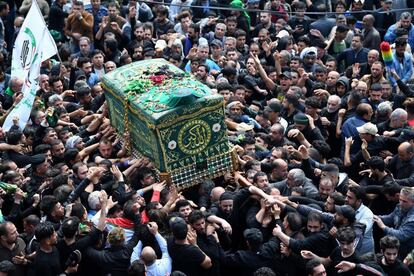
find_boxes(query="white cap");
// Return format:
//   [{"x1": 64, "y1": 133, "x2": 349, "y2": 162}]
[{"x1": 357, "y1": 122, "x2": 378, "y2": 136}]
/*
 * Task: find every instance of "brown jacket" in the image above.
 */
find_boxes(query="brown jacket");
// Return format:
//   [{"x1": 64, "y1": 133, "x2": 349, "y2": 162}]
[
  {"x1": 360, "y1": 74, "x2": 386, "y2": 91},
  {"x1": 64, "y1": 11, "x2": 94, "y2": 41}
]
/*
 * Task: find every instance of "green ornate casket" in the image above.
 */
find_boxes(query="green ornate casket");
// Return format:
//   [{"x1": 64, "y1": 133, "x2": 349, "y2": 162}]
[{"x1": 101, "y1": 59, "x2": 235, "y2": 189}]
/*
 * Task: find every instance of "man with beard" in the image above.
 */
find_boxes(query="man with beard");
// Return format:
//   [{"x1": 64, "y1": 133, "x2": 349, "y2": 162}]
[
  {"x1": 385, "y1": 12, "x2": 414, "y2": 51},
  {"x1": 153, "y1": 6, "x2": 174, "y2": 38},
  {"x1": 77, "y1": 57, "x2": 99, "y2": 88},
  {"x1": 337, "y1": 34, "x2": 369, "y2": 73},
  {"x1": 287, "y1": 179, "x2": 343, "y2": 211},
  {"x1": 378, "y1": 235, "x2": 411, "y2": 275},
  {"x1": 326, "y1": 71, "x2": 340, "y2": 94},
  {"x1": 362, "y1": 83, "x2": 384, "y2": 112},
  {"x1": 95, "y1": 2, "x2": 126, "y2": 44},
  {"x1": 361, "y1": 14, "x2": 381, "y2": 52},
  {"x1": 211, "y1": 186, "x2": 276, "y2": 251},
  {"x1": 374, "y1": 186, "x2": 414, "y2": 258},
  {"x1": 225, "y1": 47, "x2": 244, "y2": 71},
  {"x1": 288, "y1": 2, "x2": 311, "y2": 41},
  {"x1": 345, "y1": 185, "x2": 374, "y2": 255},
  {"x1": 31, "y1": 222, "x2": 71, "y2": 275},
  {"x1": 93, "y1": 138, "x2": 126, "y2": 164},
  {"x1": 188, "y1": 211, "x2": 223, "y2": 276},
  {"x1": 389, "y1": 37, "x2": 413, "y2": 87},
  {"x1": 346, "y1": 49, "x2": 380, "y2": 80},
  {"x1": 360, "y1": 62, "x2": 387, "y2": 91},
  {"x1": 182, "y1": 23, "x2": 199, "y2": 56},
  {"x1": 71, "y1": 162, "x2": 88, "y2": 187},
  {"x1": 284, "y1": 199, "x2": 365, "y2": 254},
  {"x1": 252, "y1": 12, "x2": 276, "y2": 39},
  {"x1": 317, "y1": 178, "x2": 336, "y2": 202},
  {"x1": 268, "y1": 123, "x2": 289, "y2": 148},
  {"x1": 128, "y1": 23, "x2": 144, "y2": 50},
  {"x1": 300, "y1": 47, "x2": 318, "y2": 73},
  {"x1": 71, "y1": 37, "x2": 92, "y2": 59},
  {"x1": 301, "y1": 227, "x2": 383, "y2": 276},
  {"x1": 0, "y1": 222, "x2": 27, "y2": 276},
  {"x1": 64, "y1": 1, "x2": 94, "y2": 47},
  {"x1": 268, "y1": 158, "x2": 288, "y2": 183},
  {"x1": 272, "y1": 168, "x2": 318, "y2": 198},
  {"x1": 50, "y1": 139, "x2": 66, "y2": 165},
  {"x1": 320, "y1": 95, "x2": 341, "y2": 156},
  {"x1": 195, "y1": 64, "x2": 215, "y2": 88},
  {"x1": 281, "y1": 94, "x2": 302, "y2": 127},
  {"x1": 273, "y1": 211, "x2": 334, "y2": 258}
]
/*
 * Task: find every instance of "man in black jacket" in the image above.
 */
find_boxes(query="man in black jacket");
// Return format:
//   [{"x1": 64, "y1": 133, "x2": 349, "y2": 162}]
[
  {"x1": 223, "y1": 227, "x2": 279, "y2": 276},
  {"x1": 273, "y1": 211, "x2": 335, "y2": 258},
  {"x1": 387, "y1": 142, "x2": 414, "y2": 187},
  {"x1": 48, "y1": 0, "x2": 68, "y2": 38},
  {"x1": 188, "y1": 210, "x2": 223, "y2": 276},
  {"x1": 378, "y1": 235, "x2": 411, "y2": 275},
  {"x1": 86, "y1": 202, "x2": 141, "y2": 276},
  {"x1": 58, "y1": 190, "x2": 108, "y2": 275}
]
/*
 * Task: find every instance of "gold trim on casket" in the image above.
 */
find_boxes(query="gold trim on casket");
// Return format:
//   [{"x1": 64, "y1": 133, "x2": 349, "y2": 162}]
[{"x1": 101, "y1": 59, "x2": 235, "y2": 189}]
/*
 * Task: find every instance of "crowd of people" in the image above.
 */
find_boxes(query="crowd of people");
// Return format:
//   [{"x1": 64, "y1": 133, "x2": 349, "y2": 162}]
[{"x1": 1, "y1": 0, "x2": 414, "y2": 275}]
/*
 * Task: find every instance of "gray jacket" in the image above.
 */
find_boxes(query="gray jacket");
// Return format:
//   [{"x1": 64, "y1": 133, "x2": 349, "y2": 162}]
[{"x1": 271, "y1": 178, "x2": 318, "y2": 198}]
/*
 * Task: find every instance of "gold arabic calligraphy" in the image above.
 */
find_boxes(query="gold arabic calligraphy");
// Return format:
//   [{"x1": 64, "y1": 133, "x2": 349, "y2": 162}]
[{"x1": 178, "y1": 120, "x2": 211, "y2": 155}]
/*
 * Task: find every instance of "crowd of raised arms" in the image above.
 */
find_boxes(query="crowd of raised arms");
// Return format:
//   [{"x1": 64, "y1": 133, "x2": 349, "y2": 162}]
[{"x1": 2, "y1": 0, "x2": 414, "y2": 275}]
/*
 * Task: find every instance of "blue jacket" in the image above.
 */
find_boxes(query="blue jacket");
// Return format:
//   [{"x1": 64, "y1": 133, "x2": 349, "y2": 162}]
[
  {"x1": 185, "y1": 59, "x2": 221, "y2": 73},
  {"x1": 380, "y1": 205, "x2": 414, "y2": 258},
  {"x1": 389, "y1": 51, "x2": 413, "y2": 87},
  {"x1": 385, "y1": 23, "x2": 414, "y2": 51},
  {"x1": 341, "y1": 115, "x2": 367, "y2": 157},
  {"x1": 336, "y1": 47, "x2": 369, "y2": 71},
  {"x1": 87, "y1": 73, "x2": 100, "y2": 88}
]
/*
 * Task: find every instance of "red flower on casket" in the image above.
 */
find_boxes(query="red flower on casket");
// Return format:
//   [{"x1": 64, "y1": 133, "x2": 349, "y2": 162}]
[{"x1": 149, "y1": 75, "x2": 166, "y2": 84}]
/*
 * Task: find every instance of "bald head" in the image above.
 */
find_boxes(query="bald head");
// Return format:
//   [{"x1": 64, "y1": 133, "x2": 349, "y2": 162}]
[
  {"x1": 399, "y1": 142, "x2": 414, "y2": 153},
  {"x1": 367, "y1": 50, "x2": 379, "y2": 65},
  {"x1": 327, "y1": 71, "x2": 340, "y2": 87},
  {"x1": 363, "y1": 14, "x2": 375, "y2": 27},
  {"x1": 210, "y1": 187, "x2": 225, "y2": 203},
  {"x1": 398, "y1": 142, "x2": 414, "y2": 162},
  {"x1": 274, "y1": 158, "x2": 287, "y2": 167},
  {"x1": 141, "y1": 246, "x2": 157, "y2": 265},
  {"x1": 356, "y1": 103, "x2": 373, "y2": 120}
]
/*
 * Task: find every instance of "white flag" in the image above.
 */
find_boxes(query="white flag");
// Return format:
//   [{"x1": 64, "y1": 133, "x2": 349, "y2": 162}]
[
  {"x1": 3, "y1": 0, "x2": 58, "y2": 131},
  {"x1": 3, "y1": 45, "x2": 43, "y2": 131},
  {"x1": 11, "y1": 0, "x2": 57, "y2": 80}
]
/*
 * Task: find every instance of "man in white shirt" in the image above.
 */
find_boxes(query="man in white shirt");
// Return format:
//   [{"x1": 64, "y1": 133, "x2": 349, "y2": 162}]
[
  {"x1": 345, "y1": 185, "x2": 374, "y2": 255},
  {"x1": 131, "y1": 222, "x2": 172, "y2": 276}
]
